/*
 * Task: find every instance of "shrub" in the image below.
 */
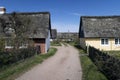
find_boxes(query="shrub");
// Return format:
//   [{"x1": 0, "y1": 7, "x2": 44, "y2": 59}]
[
  {"x1": 0, "y1": 47, "x2": 36, "y2": 68},
  {"x1": 89, "y1": 46, "x2": 120, "y2": 80},
  {"x1": 0, "y1": 38, "x2": 5, "y2": 52}
]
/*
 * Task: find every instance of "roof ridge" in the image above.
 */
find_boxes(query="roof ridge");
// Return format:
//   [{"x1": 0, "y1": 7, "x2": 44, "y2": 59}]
[
  {"x1": 7, "y1": 12, "x2": 50, "y2": 15},
  {"x1": 81, "y1": 15, "x2": 120, "y2": 18}
]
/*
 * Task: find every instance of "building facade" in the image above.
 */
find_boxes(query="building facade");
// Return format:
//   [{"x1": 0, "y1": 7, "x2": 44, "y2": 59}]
[
  {"x1": 79, "y1": 16, "x2": 120, "y2": 51},
  {"x1": 0, "y1": 12, "x2": 51, "y2": 53}
]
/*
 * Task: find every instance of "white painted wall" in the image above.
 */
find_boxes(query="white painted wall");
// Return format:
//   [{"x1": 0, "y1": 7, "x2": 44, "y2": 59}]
[{"x1": 45, "y1": 30, "x2": 50, "y2": 53}]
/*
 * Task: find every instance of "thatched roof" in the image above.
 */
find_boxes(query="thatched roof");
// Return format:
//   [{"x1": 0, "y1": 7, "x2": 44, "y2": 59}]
[
  {"x1": 79, "y1": 16, "x2": 120, "y2": 38},
  {"x1": 0, "y1": 12, "x2": 51, "y2": 38}
]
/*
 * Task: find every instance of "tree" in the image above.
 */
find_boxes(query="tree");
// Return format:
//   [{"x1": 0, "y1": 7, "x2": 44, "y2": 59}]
[
  {"x1": 10, "y1": 12, "x2": 32, "y2": 49},
  {"x1": 0, "y1": 12, "x2": 33, "y2": 50}
]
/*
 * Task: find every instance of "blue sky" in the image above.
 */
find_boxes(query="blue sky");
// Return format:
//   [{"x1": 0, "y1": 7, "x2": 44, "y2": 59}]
[{"x1": 0, "y1": 0, "x2": 120, "y2": 32}]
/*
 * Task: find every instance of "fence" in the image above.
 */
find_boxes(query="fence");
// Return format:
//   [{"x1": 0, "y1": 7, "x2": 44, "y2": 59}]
[{"x1": 88, "y1": 46, "x2": 120, "y2": 80}]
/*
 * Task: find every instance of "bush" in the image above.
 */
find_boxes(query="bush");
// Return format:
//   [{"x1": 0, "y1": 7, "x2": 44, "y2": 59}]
[
  {"x1": 0, "y1": 38, "x2": 5, "y2": 51},
  {"x1": 0, "y1": 47, "x2": 36, "y2": 68},
  {"x1": 89, "y1": 46, "x2": 120, "y2": 80}
]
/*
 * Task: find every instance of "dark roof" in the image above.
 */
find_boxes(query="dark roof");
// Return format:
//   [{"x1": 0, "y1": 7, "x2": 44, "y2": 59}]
[
  {"x1": 79, "y1": 16, "x2": 120, "y2": 38},
  {"x1": 0, "y1": 12, "x2": 51, "y2": 38},
  {"x1": 51, "y1": 29, "x2": 57, "y2": 39}
]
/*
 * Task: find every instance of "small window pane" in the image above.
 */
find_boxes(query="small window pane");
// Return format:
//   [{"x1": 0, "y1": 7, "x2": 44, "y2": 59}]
[
  {"x1": 101, "y1": 39, "x2": 104, "y2": 44},
  {"x1": 115, "y1": 38, "x2": 120, "y2": 45},
  {"x1": 115, "y1": 39, "x2": 118, "y2": 44},
  {"x1": 105, "y1": 39, "x2": 108, "y2": 44},
  {"x1": 101, "y1": 38, "x2": 108, "y2": 45},
  {"x1": 119, "y1": 39, "x2": 120, "y2": 44}
]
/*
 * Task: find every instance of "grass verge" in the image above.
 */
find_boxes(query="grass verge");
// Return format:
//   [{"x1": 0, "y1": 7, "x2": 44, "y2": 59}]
[
  {"x1": 62, "y1": 42, "x2": 68, "y2": 46},
  {"x1": 50, "y1": 41, "x2": 61, "y2": 46},
  {"x1": 74, "y1": 45, "x2": 108, "y2": 80},
  {"x1": 0, "y1": 48, "x2": 57, "y2": 80},
  {"x1": 80, "y1": 55, "x2": 108, "y2": 80}
]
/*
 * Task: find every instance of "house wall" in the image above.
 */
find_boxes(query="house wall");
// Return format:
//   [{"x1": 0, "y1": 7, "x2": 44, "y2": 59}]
[
  {"x1": 45, "y1": 30, "x2": 50, "y2": 53},
  {"x1": 85, "y1": 38, "x2": 120, "y2": 51},
  {"x1": 110, "y1": 38, "x2": 120, "y2": 50},
  {"x1": 33, "y1": 38, "x2": 45, "y2": 54},
  {"x1": 80, "y1": 38, "x2": 86, "y2": 49}
]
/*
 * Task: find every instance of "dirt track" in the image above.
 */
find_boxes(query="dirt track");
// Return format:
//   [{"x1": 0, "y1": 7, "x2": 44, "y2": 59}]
[{"x1": 15, "y1": 44, "x2": 82, "y2": 80}]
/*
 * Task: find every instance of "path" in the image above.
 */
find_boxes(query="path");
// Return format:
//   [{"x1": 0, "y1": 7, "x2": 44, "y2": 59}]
[{"x1": 15, "y1": 44, "x2": 82, "y2": 80}]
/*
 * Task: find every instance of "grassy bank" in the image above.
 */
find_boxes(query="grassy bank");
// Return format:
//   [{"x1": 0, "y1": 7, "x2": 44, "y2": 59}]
[
  {"x1": 80, "y1": 55, "x2": 108, "y2": 80},
  {"x1": 74, "y1": 45, "x2": 108, "y2": 80},
  {"x1": 0, "y1": 48, "x2": 57, "y2": 80}
]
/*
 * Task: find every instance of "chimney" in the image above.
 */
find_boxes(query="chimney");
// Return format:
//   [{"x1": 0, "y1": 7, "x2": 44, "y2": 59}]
[{"x1": 0, "y1": 7, "x2": 6, "y2": 14}]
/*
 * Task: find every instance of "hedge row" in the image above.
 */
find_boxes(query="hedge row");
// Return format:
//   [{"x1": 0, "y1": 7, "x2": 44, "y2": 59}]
[
  {"x1": 89, "y1": 46, "x2": 120, "y2": 80},
  {"x1": 0, "y1": 47, "x2": 36, "y2": 68}
]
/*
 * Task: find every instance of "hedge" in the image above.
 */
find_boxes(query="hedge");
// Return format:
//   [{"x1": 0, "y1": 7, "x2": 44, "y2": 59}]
[
  {"x1": 89, "y1": 46, "x2": 120, "y2": 80},
  {"x1": 0, "y1": 47, "x2": 36, "y2": 68}
]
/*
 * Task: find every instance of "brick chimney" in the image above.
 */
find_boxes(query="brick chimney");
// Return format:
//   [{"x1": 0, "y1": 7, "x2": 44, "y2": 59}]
[{"x1": 0, "y1": 7, "x2": 6, "y2": 14}]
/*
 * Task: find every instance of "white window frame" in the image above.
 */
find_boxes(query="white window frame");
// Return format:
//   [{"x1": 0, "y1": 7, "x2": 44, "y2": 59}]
[
  {"x1": 115, "y1": 38, "x2": 120, "y2": 45},
  {"x1": 101, "y1": 38, "x2": 109, "y2": 45}
]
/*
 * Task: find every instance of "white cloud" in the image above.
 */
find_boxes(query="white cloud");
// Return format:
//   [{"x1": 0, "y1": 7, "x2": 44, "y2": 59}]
[{"x1": 71, "y1": 12, "x2": 81, "y2": 16}]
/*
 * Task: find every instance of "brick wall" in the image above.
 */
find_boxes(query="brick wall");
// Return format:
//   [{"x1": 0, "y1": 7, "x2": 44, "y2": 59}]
[{"x1": 33, "y1": 38, "x2": 45, "y2": 54}]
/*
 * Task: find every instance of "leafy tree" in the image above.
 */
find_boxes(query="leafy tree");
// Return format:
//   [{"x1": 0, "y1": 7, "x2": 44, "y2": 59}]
[
  {"x1": 9, "y1": 12, "x2": 33, "y2": 49},
  {"x1": 0, "y1": 12, "x2": 33, "y2": 50}
]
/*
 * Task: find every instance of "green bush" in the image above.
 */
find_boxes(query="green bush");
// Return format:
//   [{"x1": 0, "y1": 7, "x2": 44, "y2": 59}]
[
  {"x1": 0, "y1": 38, "x2": 5, "y2": 51},
  {"x1": 0, "y1": 48, "x2": 57, "y2": 80},
  {"x1": 81, "y1": 56, "x2": 107, "y2": 80},
  {"x1": 0, "y1": 47, "x2": 36, "y2": 68},
  {"x1": 89, "y1": 46, "x2": 120, "y2": 80}
]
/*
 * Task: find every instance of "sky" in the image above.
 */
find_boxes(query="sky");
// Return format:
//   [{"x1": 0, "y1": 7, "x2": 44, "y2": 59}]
[{"x1": 0, "y1": 0, "x2": 120, "y2": 32}]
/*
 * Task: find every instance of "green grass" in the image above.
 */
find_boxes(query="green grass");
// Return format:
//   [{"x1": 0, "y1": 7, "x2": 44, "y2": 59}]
[
  {"x1": 80, "y1": 55, "x2": 108, "y2": 80},
  {"x1": 66, "y1": 41, "x2": 75, "y2": 46},
  {"x1": 50, "y1": 41, "x2": 61, "y2": 46},
  {"x1": 73, "y1": 44, "x2": 108, "y2": 80},
  {"x1": 0, "y1": 48, "x2": 57, "y2": 80}
]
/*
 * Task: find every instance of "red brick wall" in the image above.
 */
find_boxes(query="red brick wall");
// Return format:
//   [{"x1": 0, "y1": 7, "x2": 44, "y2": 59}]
[{"x1": 33, "y1": 38, "x2": 46, "y2": 54}]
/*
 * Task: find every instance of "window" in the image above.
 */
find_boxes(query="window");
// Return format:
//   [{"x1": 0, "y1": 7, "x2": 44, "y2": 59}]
[
  {"x1": 115, "y1": 38, "x2": 120, "y2": 45},
  {"x1": 101, "y1": 38, "x2": 109, "y2": 45}
]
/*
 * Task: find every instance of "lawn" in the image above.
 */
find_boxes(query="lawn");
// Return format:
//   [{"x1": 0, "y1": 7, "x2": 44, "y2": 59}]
[{"x1": 0, "y1": 48, "x2": 57, "y2": 80}]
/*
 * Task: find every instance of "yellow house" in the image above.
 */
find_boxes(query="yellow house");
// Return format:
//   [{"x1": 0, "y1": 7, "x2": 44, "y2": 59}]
[{"x1": 79, "y1": 16, "x2": 120, "y2": 51}]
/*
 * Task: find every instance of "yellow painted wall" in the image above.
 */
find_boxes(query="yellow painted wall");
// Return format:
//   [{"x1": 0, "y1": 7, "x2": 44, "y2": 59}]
[{"x1": 80, "y1": 38, "x2": 120, "y2": 51}]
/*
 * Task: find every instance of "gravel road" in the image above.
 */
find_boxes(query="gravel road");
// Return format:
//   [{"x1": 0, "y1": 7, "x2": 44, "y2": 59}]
[{"x1": 15, "y1": 44, "x2": 82, "y2": 80}]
